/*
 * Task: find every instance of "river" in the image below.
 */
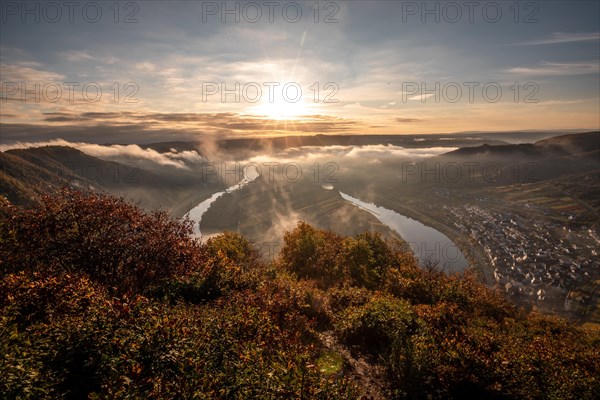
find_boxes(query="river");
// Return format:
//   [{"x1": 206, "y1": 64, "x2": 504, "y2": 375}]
[
  {"x1": 185, "y1": 168, "x2": 468, "y2": 272},
  {"x1": 186, "y1": 165, "x2": 259, "y2": 239},
  {"x1": 339, "y1": 192, "x2": 468, "y2": 272}
]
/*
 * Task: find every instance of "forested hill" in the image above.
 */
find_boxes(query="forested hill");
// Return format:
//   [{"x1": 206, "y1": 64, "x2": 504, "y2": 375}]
[
  {"x1": 0, "y1": 146, "x2": 222, "y2": 216},
  {"x1": 1, "y1": 190, "x2": 598, "y2": 399}
]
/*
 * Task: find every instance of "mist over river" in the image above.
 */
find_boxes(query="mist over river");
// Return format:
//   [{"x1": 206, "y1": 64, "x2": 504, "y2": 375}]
[
  {"x1": 186, "y1": 165, "x2": 259, "y2": 238},
  {"x1": 184, "y1": 163, "x2": 468, "y2": 272}
]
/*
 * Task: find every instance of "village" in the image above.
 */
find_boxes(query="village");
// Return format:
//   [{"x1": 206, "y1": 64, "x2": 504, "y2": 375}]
[{"x1": 441, "y1": 201, "x2": 599, "y2": 319}]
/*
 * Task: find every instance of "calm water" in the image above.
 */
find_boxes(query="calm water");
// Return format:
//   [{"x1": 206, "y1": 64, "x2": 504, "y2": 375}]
[
  {"x1": 339, "y1": 192, "x2": 468, "y2": 272},
  {"x1": 186, "y1": 165, "x2": 259, "y2": 239},
  {"x1": 186, "y1": 169, "x2": 468, "y2": 271}
]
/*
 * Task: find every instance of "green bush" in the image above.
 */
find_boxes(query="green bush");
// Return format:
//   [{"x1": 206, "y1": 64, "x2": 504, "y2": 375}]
[
  {"x1": 342, "y1": 232, "x2": 396, "y2": 289},
  {"x1": 279, "y1": 222, "x2": 345, "y2": 288},
  {"x1": 204, "y1": 231, "x2": 260, "y2": 266},
  {"x1": 327, "y1": 284, "x2": 372, "y2": 314},
  {"x1": 280, "y1": 223, "x2": 417, "y2": 290},
  {"x1": 335, "y1": 294, "x2": 416, "y2": 355}
]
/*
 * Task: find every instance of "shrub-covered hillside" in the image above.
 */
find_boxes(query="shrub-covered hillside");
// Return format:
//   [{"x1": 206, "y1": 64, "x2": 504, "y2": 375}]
[{"x1": 1, "y1": 190, "x2": 598, "y2": 399}]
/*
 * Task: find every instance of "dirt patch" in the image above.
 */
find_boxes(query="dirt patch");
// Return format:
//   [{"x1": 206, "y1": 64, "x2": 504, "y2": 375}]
[{"x1": 317, "y1": 331, "x2": 391, "y2": 399}]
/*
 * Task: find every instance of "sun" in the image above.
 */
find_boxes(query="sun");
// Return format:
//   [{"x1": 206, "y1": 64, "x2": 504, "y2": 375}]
[
  {"x1": 260, "y1": 101, "x2": 310, "y2": 120},
  {"x1": 249, "y1": 91, "x2": 315, "y2": 120},
  {"x1": 251, "y1": 99, "x2": 312, "y2": 120}
]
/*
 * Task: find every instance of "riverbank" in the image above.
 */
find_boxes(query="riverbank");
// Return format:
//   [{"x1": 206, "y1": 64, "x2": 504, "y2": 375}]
[{"x1": 340, "y1": 189, "x2": 492, "y2": 284}]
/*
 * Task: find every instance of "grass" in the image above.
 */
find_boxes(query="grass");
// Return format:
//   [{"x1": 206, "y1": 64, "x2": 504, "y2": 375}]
[{"x1": 316, "y1": 350, "x2": 344, "y2": 375}]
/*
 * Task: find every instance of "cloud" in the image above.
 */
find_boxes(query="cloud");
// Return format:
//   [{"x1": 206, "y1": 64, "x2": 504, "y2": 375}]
[
  {"x1": 245, "y1": 144, "x2": 457, "y2": 165},
  {"x1": 135, "y1": 62, "x2": 157, "y2": 73},
  {"x1": 514, "y1": 32, "x2": 600, "y2": 46},
  {"x1": 73, "y1": 143, "x2": 206, "y2": 168},
  {"x1": 24, "y1": 111, "x2": 361, "y2": 136},
  {"x1": 0, "y1": 122, "x2": 212, "y2": 145},
  {"x1": 64, "y1": 51, "x2": 94, "y2": 62},
  {"x1": 0, "y1": 63, "x2": 65, "y2": 83},
  {"x1": 530, "y1": 100, "x2": 584, "y2": 106},
  {"x1": 395, "y1": 117, "x2": 423, "y2": 123},
  {"x1": 407, "y1": 93, "x2": 435, "y2": 101},
  {"x1": 0, "y1": 139, "x2": 206, "y2": 169},
  {"x1": 505, "y1": 61, "x2": 600, "y2": 76},
  {"x1": 344, "y1": 145, "x2": 457, "y2": 159}
]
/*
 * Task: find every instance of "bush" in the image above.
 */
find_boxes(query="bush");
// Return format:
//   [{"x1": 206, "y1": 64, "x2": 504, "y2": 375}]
[
  {"x1": 342, "y1": 232, "x2": 397, "y2": 289},
  {"x1": 1, "y1": 192, "x2": 598, "y2": 399},
  {"x1": 153, "y1": 232, "x2": 265, "y2": 304},
  {"x1": 279, "y1": 222, "x2": 345, "y2": 288},
  {"x1": 0, "y1": 272, "x2": 359, "y2": 399},
  {"x1": 389, "y1": 306, "x2": 600, "y2": 399},
  {"x1": 280, "y1": 223, "x2": 419, "y2": 290},
  {"x1": 204, "y1": 231, "x2": 260, "y2": 266},
  {"x1": 327, "y1": 284, "x2": 372, "y2": 315},
  {"x1": 335, "y1": 294, "x2": 416, "y2": 356},
  {"x1": 0, "y1": 189, "x2": 205, "y2": 293},
  {"x1": 0, "y1": 272, "x2": 114, "y2": 398}
]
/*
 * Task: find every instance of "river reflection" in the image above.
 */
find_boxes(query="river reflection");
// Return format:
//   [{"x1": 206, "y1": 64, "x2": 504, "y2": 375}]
[{"x1": 340, "y1": 192, "x2": 468, "y2": 272}]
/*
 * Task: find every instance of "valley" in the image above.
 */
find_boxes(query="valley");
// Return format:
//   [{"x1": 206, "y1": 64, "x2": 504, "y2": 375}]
[
  {"x1": 2, "y1": 131, "x2": 599, "y2": 326},
  {"x1": 188, "y1": 131, "x2": 600, "y2": 325}
]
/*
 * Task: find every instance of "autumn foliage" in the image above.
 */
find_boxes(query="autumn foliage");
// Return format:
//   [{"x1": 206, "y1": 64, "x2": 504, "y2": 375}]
[
  {"x1": 1, "y1": 190, "x2": 598, "y2": 399},
  {"x1": 0, "y1": 189, "x2": 203, "y2": 292}
]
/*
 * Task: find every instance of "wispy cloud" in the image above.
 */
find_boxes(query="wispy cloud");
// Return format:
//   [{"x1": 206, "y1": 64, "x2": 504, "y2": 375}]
[
  {"x1": 38, "y1": 111, "x2": 361, "y2": 133},
  {"x1": 407, "y1": 93, "x2": 436, "y2": 101},
  {"x1": 0, "y1": 63, "x2": 65, "y2": 82},
  {"x1": 395, "y1": 117, "x2": 423, "y2": 123},
  {"x1": 513, "y1": 32, "x2": 600, "y2": 46},
  {"x1": 0, "y1": 112, "x2": 362, "y2": 145},
  {"x1": 63, "y1": 51, "x2": 94, "y2": 62},
  {"x1": 505, "y1": 61, "x2": 600, "y2": 76},
  {"x1": 247, "y1": 145, "x2": 456, "y2": 165}
]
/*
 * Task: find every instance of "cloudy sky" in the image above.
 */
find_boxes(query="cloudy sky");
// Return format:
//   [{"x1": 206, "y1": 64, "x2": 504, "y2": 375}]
[{"x1": 1, "y1": 0, "x2": 599, "y2": 143}]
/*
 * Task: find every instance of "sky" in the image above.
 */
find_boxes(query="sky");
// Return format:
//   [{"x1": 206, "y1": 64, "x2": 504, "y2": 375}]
[{"x1": 1, "y1": 0, "x2": 599, "y2": 144}]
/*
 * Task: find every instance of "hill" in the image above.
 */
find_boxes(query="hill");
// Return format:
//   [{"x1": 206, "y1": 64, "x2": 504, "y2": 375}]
[
  {"x1": 0, "y1": 146, "x2": 225, "y2": 216},
  {"x1": 536, "y1": 130, "x2": 600, "y2": 151},
  {"x1": 1, "y1": 190, "x2": 598, "y2": 399},
  {"x1": 434, "y1": 131, "x2": 600, "y2": 184},
  {"x1": 442, "y1": 131, "x2": 599, "y2": 158}
]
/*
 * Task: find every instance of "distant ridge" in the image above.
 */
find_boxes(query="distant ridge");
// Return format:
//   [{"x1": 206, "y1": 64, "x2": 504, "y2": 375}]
[
  {"x1": 535, "y1": 131, "x2": 600, "y2": 151},
  {"x1": 1, "y1": 146, "x2": 156, "y2": 206},
  {"x1": 441, "y1": 131, "x2": 599, "y2": 158},
  {"x1": 437, "y1": 131, "x2": 600, "y2": 183}
]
